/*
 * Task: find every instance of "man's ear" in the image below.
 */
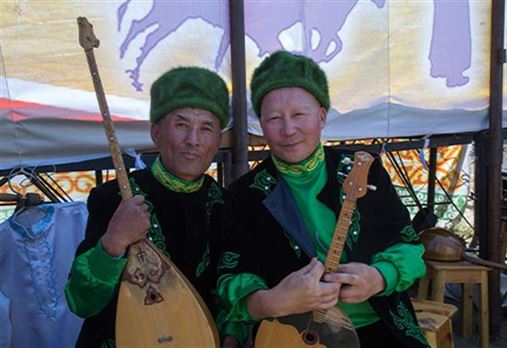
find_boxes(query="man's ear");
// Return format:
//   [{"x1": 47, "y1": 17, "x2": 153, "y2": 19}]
[
  {"x1": 150, "y1": 123, "x2": 160, "y2": 148},
  {"x1": 319, "y1": 107, "x2": 327, "y2": 129}
]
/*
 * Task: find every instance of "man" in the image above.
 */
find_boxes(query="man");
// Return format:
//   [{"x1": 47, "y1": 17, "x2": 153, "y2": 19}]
[
  {"x1": 65, "y1": 67, "x2": 239, "y2": 347},
  {"x1": 217, "y1": 51, "x2": 429, "y2": 347}
]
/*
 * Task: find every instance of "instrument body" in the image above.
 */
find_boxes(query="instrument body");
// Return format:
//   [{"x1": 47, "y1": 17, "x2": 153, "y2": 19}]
[
  {"x1": 420, "y1": 227, "x2": 464, "y2": 262},
  {"x1": 255, "y1": 151, "x2": 375, "y2": 348},
  {"x1": 421, "y1": 227, "x2": 507, "y2": 269},
  {"x1": 77, "y1": 17, "x2": 219, "y2": 347},
  {"x1": 116, "y1": 241, "x2": 218, "y2": 346}
]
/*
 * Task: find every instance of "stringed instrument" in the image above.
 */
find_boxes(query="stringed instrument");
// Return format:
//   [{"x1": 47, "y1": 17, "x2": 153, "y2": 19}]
[
  {"x1": 77, "y1": 17, "x2": 219, "y2": 347},
  {"x1": 255, "y1": 151, "x2": 375, "y2": 348},
  {"x1": 421, "y1": 227, "x2": 507, "y2": 270}
]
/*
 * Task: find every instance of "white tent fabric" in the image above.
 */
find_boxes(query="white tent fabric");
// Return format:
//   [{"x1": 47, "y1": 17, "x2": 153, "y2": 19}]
[{"x1": 0, "y1": 0, "x2": 504, "y2": 170}]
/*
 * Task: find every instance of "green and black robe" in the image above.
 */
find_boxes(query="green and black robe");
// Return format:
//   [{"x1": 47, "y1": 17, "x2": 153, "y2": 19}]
[
  {"x1": 65, "y1": 160, "x2": 228, "y2": 347},
  {"x1": 217, "y1": 146, "x2": 429, "y2": 347}
]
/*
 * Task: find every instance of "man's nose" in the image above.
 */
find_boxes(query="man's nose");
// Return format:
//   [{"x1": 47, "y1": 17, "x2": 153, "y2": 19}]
[
  {"x1": 281, "y1": 118, "x2": 297, "y2": 136},
  {"x1": 185, "y1": 127, "x2": 199, "y2": 145}
]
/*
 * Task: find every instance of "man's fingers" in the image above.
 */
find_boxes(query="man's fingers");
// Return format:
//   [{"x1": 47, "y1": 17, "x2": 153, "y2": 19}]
[
  {"x1": 323, "y1": 272, "x2": 358, "y2": 285},
  {"x1": 317, "y1": 281, "x2": 340, "y2": 300},
  {"x1": 339, "y1": 288, "x2": 362, "y2": 304},
  {"x1": 294, "y1": 257, "x2": 318, "y2": 275},
  {"x1": 131, "y1": 194, "x2": 145, "y2": 205},
  {"x1": 336, "y1": 262, "x2": 361, "y2": 273},
  {"x1": 319, "y1": 296, "x2": 339, "y2": 310},
  {"x1": 306, "y1": 259, "x2": 325, "y2": 280}
]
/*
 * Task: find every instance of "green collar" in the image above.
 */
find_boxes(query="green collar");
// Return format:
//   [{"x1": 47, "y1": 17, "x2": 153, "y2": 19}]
[
  {"x1": 151, "y1": 156, "x2": 204, "y2": 193},
  {"x1": 271, "y1": 143, "x2": 325, "y2": 176}
]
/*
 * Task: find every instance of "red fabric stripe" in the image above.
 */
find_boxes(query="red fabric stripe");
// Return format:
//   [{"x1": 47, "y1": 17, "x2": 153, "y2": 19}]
[{"x1": 0, "y1": 97, "x2": 139, "y2": 122}]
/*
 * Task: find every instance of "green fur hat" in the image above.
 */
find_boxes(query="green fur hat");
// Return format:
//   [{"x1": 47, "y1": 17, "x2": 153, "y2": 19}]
[
  {"x1": 250, "y1": 51, "x2": 330, "y2": 117},
  {"x1": 150, "y1": 67, "x2": 229, "y2": 128}
]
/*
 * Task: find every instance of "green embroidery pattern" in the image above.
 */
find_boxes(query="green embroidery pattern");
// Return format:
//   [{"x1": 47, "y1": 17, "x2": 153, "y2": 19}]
[
  {"x1": 346, "y1": 209, "x2": 361, "y2": 250},
  {"x1": 389, "y1": 302, "x2": 428, "y2": 345},
  {"x1": 151, "y1": 156, "x2": 204, "y2": 193},
  {"x1": 130, "y1": 178, "x2": 169, "y2": 258},
  {"x1": 100, "y1": 339, "x2": 115, "y2": 348},
  {"x1": 336, "y1": 154, "x2": 355, "y2": 184},
  {"x1": 272, "y1": 144, "x2": 324, "y2": 175},
  {"x1": 217, "y1": 252, "x2": 240, "y2": 270},
  {"x1": 196, "y1": 243, "x2": 210, "y2": 278},
  {"x1": 338, "y1": 188, "x2": 361, "y2": 250},
  {"x1": 283, "y1": 230, "x2": 302, "y2": 258},
  {"x1": 249, "y1": 169, "x2": 277, "y2": 196},
  {"x1": 400, "y1": 225, "x2": 420, "y2": 243},
  {"x1": 205, "y1": 181, "x2": 225, "y2": 217}
]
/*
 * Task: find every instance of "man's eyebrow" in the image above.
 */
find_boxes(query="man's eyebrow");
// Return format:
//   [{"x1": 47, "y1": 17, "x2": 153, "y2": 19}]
[
  {"x1": 173, "y1": 114, "x2": 190, "y2": 121},
  {"x1": 202, "y1": 119, "x2": 217, "y2": 127}
]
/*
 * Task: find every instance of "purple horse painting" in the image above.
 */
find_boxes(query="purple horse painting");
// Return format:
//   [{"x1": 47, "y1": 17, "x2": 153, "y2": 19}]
[{"x1": 117, "y1": 0, "x2": 470, "y2": 91}]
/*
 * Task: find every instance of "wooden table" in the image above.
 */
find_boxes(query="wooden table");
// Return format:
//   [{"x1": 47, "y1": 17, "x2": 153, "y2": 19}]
[{"x1": 417, "y1": 260, "x2": 491, "y2": 348}]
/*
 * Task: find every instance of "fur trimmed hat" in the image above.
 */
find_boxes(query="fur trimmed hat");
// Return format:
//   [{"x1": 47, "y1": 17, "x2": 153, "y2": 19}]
[
  {"x1": 150, "y1": 67, "x2": 229, "y2": 128},
  {"x1": 250, "y1": 51, "x2": 330, "y2": 117}
]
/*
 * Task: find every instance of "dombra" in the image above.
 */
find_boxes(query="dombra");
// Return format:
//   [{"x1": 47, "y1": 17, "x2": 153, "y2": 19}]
[
  {"x1": 77, "y1": 17, "x2": 219, "y2": 347},
  {"x1": 420, "y1": 227, "x2": 464, "y2": 262},
  {"x1": 420, "y1": 227, "x2": 507, "y2": 269},
  {"x1": 255, "y1": 151, "x2": 377, "y2": 348}
]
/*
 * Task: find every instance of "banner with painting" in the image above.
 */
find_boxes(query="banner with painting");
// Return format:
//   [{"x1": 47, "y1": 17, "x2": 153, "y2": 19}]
[{"x1": 0, "y1": 1, "x2": 497, "y2": 229}]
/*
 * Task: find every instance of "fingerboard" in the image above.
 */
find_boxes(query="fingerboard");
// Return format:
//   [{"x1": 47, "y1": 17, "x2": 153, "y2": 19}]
[
  {"x1": 312, "y1": 151, "x2": 373, "y2": 324},
  {"x1": 324, "y1": 199, "x2": 356, "y2": 272}
]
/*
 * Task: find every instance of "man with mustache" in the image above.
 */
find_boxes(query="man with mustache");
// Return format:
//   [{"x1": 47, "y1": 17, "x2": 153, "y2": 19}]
[
  {"x1": 65, "y1": 67, "x2": 241, "y2": 347},
  {"x1": 217, "y1": 51, "x2": 428, "y2": 347}
]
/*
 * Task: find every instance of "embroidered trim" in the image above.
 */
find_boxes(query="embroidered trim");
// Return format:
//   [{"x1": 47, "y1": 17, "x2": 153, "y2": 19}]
[
  {"x1": 271, "y1": 144, "x2": 324, "y2": 175},
  {"x1": 9, "y1": 206, "x2": 59, "y2": 320},
  {"x1": 151, "y1": 156, "x2": 204, "y2": 193},
  {"x1": 217, "y1": 252, "x2": 240, "y2": 270},
  {"x1": 130, "y1": 178, "x2": 169, "y2": 258},
  {"x1": 249, "y1": 169, "x2": 277, "y2": 196},
  {"x1": 205, "y1": 181, "x2": 225, "y2": 217},
  {"x1": 400, "y1": 225, "x2": 420, "y2": 243},
  {"x1": 283, "y1": 230, "x2": 302, "y2": 258},
  {"x1": 337, "y1": 187, "x2": 361, "y2": 250},
  {"x1": 389, "y1": 302, "x2": 428, "y2": 345},
  {"x1": 196, "y1": 243, "x2": 210, "y2": 278},
  {"x1": 100, "y1": 338, "x2": 115, "y2": 348},
  {"x1": 336, "y1": 153, "x2": 355, "y2": 184}
]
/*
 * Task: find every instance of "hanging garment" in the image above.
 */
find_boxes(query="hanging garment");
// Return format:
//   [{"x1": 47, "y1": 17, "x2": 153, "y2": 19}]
[
  {"x1": 0, "y1": 202, "x2": 87, "y2": 348},
  {"x1": 0, "y1": 289, "x2": 12, "y2": 348}
]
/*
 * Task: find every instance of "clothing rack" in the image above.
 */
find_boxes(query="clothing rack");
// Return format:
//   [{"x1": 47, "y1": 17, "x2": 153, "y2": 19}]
[
  {"x1": 0, "y1": 192, "x2": 44, "y2": 211},
  {"x1": 0, "y1": 167, "x2": 73, "y2": 207}
]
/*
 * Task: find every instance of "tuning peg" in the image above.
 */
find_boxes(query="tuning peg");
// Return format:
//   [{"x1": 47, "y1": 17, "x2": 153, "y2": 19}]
[
  {"x1": 367, "y1": 185, "x2": 377, "y2": 191},
  {"x1": 341, "y1": 157, "x2": 353, "y2": 165}
]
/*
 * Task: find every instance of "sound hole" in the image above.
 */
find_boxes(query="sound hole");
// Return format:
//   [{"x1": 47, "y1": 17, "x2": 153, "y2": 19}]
[{"x1": 302, "y1": 329, "x2": 319, "y2": 345}]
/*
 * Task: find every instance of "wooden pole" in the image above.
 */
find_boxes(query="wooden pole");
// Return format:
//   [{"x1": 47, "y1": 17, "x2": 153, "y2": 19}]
[
  {"x1": 229, "y1": 0, "x2": 249, "y2": 180},
  {"x1": 484, "y1": 0, "x2": 504, "y2": 337},
  {"x1": 427, "y1": 147, "x2": 437, "y2": 211}
]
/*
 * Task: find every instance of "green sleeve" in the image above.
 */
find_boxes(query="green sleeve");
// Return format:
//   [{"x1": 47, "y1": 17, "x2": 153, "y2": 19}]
[
  {"x1": 216, "y1": 273, "x2": 269, "y2": 325},
  {"x1": 215, "y1": 307, "x2": 250, "y2": 344},
  {"x1": 371, "y1": 243, "x2": 426, "y2": 296},
  {"x1": 64, "y1": 242, "x2": 127, "y2": 318}
]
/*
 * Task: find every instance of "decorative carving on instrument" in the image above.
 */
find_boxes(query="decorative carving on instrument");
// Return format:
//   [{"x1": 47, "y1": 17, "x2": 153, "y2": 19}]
[{"x1": 122, "y1": 242, "x2": 170, "y2": 305}]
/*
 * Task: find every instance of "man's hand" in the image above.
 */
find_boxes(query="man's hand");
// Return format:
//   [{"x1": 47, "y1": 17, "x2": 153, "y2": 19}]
[
  {"x1": 247, "y1": 258, "x2": 340, "y2": 319},
  {"x1": 323, "y1": 262, "x2": 386, "y2": 303},
  {"x1": 101, "y1": 195, "x2": 151, "y2": 257}
]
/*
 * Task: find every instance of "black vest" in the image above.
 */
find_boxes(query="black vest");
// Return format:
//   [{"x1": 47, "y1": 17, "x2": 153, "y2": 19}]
[
  {"x1": 75, "y1": 169, "x2": 227, "y2": 347},
  {"x1": 223, "y1": 147, "x2": 428, "y2": 347}
]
